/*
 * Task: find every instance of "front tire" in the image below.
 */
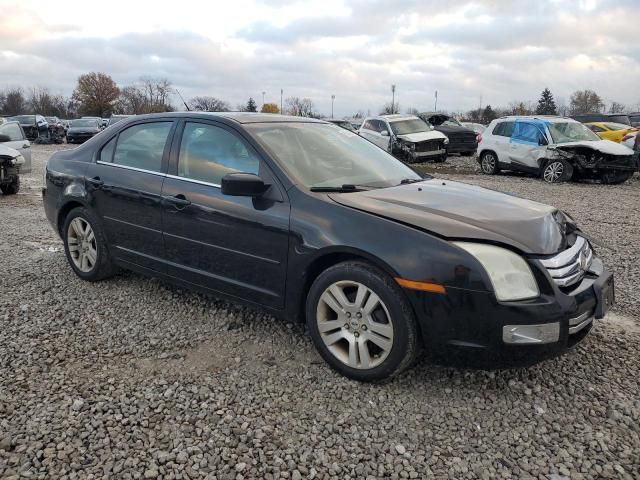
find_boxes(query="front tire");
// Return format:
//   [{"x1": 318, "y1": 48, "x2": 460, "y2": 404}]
[
  {"x1": 542, "y1": 159, "x2": 573, "y2": 183},
  {"x1": 306, "y1": 261, "x2": 419, "y2": 382},
  {"x1": 62, "y1": 207, "x2": 115, "y2": 281},
  {"x1": 0, "y1": 177, "x2": 20, "y2": 195},
  {"x1": 479, "y1": 151, "x2": 499, "y2": 175}
]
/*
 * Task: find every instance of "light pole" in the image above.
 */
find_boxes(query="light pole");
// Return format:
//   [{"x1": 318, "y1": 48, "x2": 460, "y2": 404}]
[
  {"x1": 280, "y1": 89, "x2": 283, "y2": 114},
  {"x1": 262, "y1": 91, "x2": 265, "y2": 108},
  {"x1": 331, "y1": 95, "x2": 335, "y2": 118},
  {"x1": 434, "y1": 90, "x2": 438, "y2": 112},
  {"x1": 391, "y1": 84, "x2": 396, "y2": 114}
]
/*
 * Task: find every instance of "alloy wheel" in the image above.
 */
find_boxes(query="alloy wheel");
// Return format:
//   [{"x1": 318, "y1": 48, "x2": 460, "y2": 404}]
[
  {"x1": 67, "y1": 217, "x2": 98, "y2": 272},
  {"x1": 544, "y1": 161, "x2": 564, "y2": 182},
  {"x1": 316, "y1": 281, "x2": 394, "y2": 370},
  {"x1": 481, "y1": 154, "x2": 496, "y2": 173}
]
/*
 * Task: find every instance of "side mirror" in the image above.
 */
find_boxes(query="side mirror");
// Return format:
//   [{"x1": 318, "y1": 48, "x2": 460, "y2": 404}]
[
  {"x1": 221, "y1": 172, "x2": 268, "y2": 197},
  {"x1": 380, "y1": 130, "x2": 389, "y2": 137},
  {"x1": 0, "y1": 134, "x2": 10, "y2": 143},
  {"x1": 538, "y1": 135, "x2": 548, "y2": 146}
]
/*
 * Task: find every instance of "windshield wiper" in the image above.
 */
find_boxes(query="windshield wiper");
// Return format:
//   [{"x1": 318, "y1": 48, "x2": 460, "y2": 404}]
[
  {"x1": 309, "y1": 184, "x2": 375, "y2": 192},
  {"x1": 398, "y1": 178, "x2": 422, "y2": 185}
]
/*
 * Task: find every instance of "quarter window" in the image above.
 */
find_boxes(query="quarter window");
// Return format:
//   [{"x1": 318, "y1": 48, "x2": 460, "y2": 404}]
[
  {"x1": 99, "y1": 136, "x2": 116, "y2": 162},
  {"x1": 112, "y1": 122, "x2": 172, "y2": 172},
  {"x1": 177, "y1": 122, "x2": 260, "y2": 185},
  {"x1": 493, "y1": 121, "x2": 514, "y2": 137}
]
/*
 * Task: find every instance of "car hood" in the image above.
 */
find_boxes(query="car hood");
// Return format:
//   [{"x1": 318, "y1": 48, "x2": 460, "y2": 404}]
[
  {"x1": 0, "y1": 144, "x2": 20, "y2": 158},
  {"x1": 396, "y1": 131, "x2": 448, "y2": 143},
  {"x1": 328, "y1": 179, "x2": 572, "y2": 255},
  {"x1": 554, "y1": 139, "x2": 634, "y2": 155},
  {"x1": 434, "y1": 124, "x2": 475, "y2": 135}
]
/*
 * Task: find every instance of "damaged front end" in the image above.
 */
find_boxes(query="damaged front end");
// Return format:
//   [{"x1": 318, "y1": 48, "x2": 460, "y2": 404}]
[
  {"x1": 391, "y1": 137, "x2": 448, "y2": 164},
  {"x1": 547, "y1": 143, "x2": 638, "y2": 182}
]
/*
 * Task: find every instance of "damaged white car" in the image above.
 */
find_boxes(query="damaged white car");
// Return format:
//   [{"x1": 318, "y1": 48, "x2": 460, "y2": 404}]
[
  {"x1": 478, "y1": 116, "x2": 638, "y2": 184},
  {"x1": 0, "y1": 143, "x2": 25, "y2": 195},
  {"x1": 359, "y1": 115, "x2": 449, "y2": 163}
]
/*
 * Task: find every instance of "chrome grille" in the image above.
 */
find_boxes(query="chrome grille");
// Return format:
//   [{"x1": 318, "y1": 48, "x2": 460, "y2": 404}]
[{"x1": 539, "y1": 236, "x2": 593, "y2": 288}]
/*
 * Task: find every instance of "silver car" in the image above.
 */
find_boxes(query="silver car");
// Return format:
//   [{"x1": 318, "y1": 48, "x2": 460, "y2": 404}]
[{"x1": 0, "y1": 121, "x2": 31, "y2": 173}]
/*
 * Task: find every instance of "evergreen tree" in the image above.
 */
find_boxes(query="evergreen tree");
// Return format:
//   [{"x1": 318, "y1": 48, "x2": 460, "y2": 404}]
[
  {"x1": 246, "y1": 97, "x2": 257, "y2": 112},
  {"x1": 535, "y1": 88, "x2": 557, "y2": 115}
]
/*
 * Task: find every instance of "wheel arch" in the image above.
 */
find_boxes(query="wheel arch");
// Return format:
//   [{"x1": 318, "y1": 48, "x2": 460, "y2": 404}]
[{"x1": 56, "y1": 199, "x2": 88, "y2": 236}]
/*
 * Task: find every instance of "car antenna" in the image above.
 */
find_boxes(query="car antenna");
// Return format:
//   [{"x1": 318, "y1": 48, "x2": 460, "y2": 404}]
[{"x1": 174, "y1": 89, "x2": 191, "y2": 111}]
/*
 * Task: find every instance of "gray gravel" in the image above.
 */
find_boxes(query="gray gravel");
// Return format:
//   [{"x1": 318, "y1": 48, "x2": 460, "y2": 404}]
[{"x1": 1, "y1": 145, "x2": 639, "y2": 479}]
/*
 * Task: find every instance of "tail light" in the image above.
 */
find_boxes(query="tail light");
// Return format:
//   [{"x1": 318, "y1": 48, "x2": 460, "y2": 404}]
[{"x1": 476, "y1": 133, "x2": 482, "y2": 144}]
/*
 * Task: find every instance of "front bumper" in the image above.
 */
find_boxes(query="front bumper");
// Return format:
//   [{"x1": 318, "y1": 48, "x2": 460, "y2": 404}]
[
  {"x1": 405, "y1": 259, "x2": 612, "y2": 368},
  {"x1": 410, "y1": 148, "x2": 447, "y2": 159}
]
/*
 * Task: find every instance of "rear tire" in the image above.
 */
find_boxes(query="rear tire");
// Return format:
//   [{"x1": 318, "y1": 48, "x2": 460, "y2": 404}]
[
  {"x1": 479, "y1": 151, "x2": 499, "y2": 175},
  {"x1": 62, "y1": 207, "x2": 115, "y2": 281},
  {"x1": 542, "y1": 159, "x2": 573, "y2": 183},
  {"x1": 306, "y1": 261, "x2": 420, "y2": 382},
  {"x1": 600, "y1": 171, "x2": 634, "y2": 185},
  {"x1": 0, "y1": 177, "x2": 20, "y2": 195}
]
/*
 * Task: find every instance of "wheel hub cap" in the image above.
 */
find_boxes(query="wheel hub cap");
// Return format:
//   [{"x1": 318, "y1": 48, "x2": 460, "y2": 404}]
[
  {"x1": 67, "y1": 217, "x2": 98, "y2": 273},
  {"x1": 316, "y1": 281, "x2": 394, "y2": 370}
]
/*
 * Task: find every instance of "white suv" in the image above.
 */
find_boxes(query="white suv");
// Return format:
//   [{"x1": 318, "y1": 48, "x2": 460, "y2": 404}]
[
  {"x1": 359, "y1": 114, "x2": 449, "y2": 163},
  {"x1": 478, "y1": 116, "x2": 637, "y2": 184}
]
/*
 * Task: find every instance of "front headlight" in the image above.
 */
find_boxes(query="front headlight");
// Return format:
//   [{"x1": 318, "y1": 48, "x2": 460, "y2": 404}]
[
  {"x1": 443, "y1": 138, "x2": 449, "y2": 145},
  {"x1": 454, "y1": 242, "x2": 539, "y2": 301},
  {"x1": 11, "y1": 154, "x2": 25, "y2": 166}
]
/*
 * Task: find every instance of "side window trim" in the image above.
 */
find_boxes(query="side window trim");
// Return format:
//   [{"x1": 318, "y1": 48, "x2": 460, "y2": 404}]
[{"x1": 94, "y1": 119, "x2": 177, "y2": 175}]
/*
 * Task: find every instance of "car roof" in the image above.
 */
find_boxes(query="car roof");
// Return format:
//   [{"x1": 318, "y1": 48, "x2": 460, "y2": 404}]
[
  {"x1": 373, "y1": 114, "x2": 421, "y2": 122},
  {"x1": 496, "y1": 115, "x2": 577, "y2": 124},
  {"x1": 121, "y1": 112, "x2": 326, "y2": 125}
]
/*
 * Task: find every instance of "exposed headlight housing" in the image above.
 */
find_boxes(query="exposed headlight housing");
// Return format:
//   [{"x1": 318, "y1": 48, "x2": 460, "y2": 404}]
[
  {"x1": 11, "y1": 154, "x2": 25, "y2": 166},
  {"x1": 454, "y1": 242, "x2": 539, "y2": 301},
  {"x1": 443, "y1": 138, "x2": 449, "y2": 145}
]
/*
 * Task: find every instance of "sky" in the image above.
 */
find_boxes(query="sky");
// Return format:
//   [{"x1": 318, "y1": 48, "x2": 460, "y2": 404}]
[{"x1": 1, "y1": 0, "x2": 639, "y2": 117}]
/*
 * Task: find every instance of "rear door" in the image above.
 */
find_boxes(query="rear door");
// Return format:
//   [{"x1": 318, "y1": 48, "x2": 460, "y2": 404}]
[
  {"x1": 161, "y1": 119, "x2": 290, "y2": 309},
  {"x1": 0, "y1": 122, "x2": 31, "y2": 173},
  {"x1": 489, "y1": 121, "x2": 514, "y2": 166},
  {"x1": 85, "y1": 119, "x2": 176, "y2": 273}
]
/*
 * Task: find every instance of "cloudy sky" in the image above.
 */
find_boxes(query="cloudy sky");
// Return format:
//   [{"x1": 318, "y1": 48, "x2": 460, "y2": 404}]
[{"x1": 1, "y1": 0, "x2": 639, "y2": 117}]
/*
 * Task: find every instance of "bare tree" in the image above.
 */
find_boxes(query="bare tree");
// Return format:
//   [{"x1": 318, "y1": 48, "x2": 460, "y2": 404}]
[
  {"x1": 1, "y1": 88, "x2": 27, "y2": 116},
  {"x1": 140, "y1": 77, "x2": 174, "y2": 112},
  {"x1": 115, "y1": 86, "x2": 147, "y2": 114},
  {"x1": 608, "y1": 101, "x2": 627, "y2": 114},
  {"x1": 188, "y1": 96, "x2": 230, "y2": 112},
  {"x1": 27, "y1": 87, "x2": 69, "y2": 117},
  {"x1": 405, "y1": 107, "x2": 419, "y2": 115},
  {"x1": 380, "y1": 102, "x2": 400, "y2": 115},
  {"x1": 285, "y1": 97, "x2": 316, "y2": 117},
  {"x1": 569, "y1": 90, "x2": 604, "y2": 115}
]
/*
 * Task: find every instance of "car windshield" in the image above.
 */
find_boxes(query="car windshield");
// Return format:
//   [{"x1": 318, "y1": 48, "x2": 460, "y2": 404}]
[
  {"x1": 46, "y1": 117, "x2": 57, "y2": 123},
  {"x1": 548, "y1": 122, "x2": 600, "y2": 143},
  {"x1": 10, "y1": 115, "x2": 36, "y2": 124},
  {"x1": 247, "y1": 123, "x2": 421, "y2": 189},
  {"x1": 389, "y1": 119, "x2": 431, "y2": 135},
  {"x1": 442, "y1": 118, "x2": 463, "y2": 127},
  {"x1": 71, "y1": 119, "x2": 98, "y2": 127},
  {"x1": 604, "y1": 123, "x2": 630, "y2": 131}
]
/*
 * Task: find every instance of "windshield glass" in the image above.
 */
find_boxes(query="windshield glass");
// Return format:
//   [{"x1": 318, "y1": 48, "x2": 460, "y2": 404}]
[
  {"x1": 10, "y1": 115, "x2": 36, "y2": 124},
  {"x1": 548, "y1": 122, "x2": 600, "y2": 143},
  {"x1": 247, "y1": 123, "x2": 421, "y2": 189},
  {"x1": 389, "y1": 119, "x2": 430, "y2": 135},
  {"x1": 71, "y1": 119, "x2": 98, "y2": 128},
  {"x1": 442, "y1": 118, "x2": 463, "y2": 127},
  {"x1": 604, "y1": 123, "x2": 629, "y2": 131},
  {"x1": 46, "y1": 117, "x2": 57, "y2": 123}
]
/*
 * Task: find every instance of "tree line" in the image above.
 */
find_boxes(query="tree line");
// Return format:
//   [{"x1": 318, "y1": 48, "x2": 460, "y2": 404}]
[{"x1": 0, "y1": 71, "x2": 322, "y2": 119}]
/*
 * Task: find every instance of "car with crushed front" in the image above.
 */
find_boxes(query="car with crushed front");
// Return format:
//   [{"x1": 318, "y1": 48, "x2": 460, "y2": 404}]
[
  {"x1": 479, "y1": 116, "x2": 638, "y2": 184},
  {"x1": 359, "y1": 114, "x2": 449, "y2": 163},
  {"x1": 43, "y1": 112, "x2": 615, "y2": 381},
  {"x1": 66, "y1": 118, "x2": 103, "y2": 144}
]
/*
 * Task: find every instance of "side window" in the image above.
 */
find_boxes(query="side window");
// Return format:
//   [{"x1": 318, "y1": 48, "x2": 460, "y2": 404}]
[
  {"x1": 99, "y1": 136, "x2": 117, "y2": 162},
  {"x1": 492, "y1": 122, "x2": 504, "y2": 136},
  {"x1": 492, "y1": 121, "x2": 514, "y2": 137},
  {"x1": 0, "y1": 123, "x2": 24, "y2": 141},
  {"x1": 513, "y1": 122, "x2": 543, "y2": 144},
  {"x1": 362, "y1": 120, "x2": 374, "y2": 131},
  {"x1": 177, "y1": 122, "x2": 260, "y2": 185},
  {"x1": 112, "y1": 122, "x2": 172, "y2": 172},
  {"x1": 377, "y1": 121, "x2": 390, "y2": 134}
]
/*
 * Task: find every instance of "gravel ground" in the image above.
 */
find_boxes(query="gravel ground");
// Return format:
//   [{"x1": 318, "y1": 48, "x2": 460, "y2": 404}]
[{"x1": 0, "y1": 145, "x2": 639, "y2": 480}]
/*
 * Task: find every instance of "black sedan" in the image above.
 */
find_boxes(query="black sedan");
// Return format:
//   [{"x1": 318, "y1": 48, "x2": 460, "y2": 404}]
[
  {"x1": 66, "y1": 118, "x2": 103, "y2": 144},
  {"x1": 419, "y1": 112, "x2": 478, "y2": 156},
  {"x1": 43, "y1": 112, "x2": 614, "y2": 381}
]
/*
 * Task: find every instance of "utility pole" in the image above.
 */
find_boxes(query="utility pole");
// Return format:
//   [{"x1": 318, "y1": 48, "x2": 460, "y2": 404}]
[
  {"x1": 262, "y1": 91, "x2": 265, "y2": 108},
  {"x1": 434, "y1": 90, "x2": 438, "y2": 112},
  {"x1": 391, "y1": 84, "x2": 396, "y2": 114},
  {"x1": 280, "y1": 89, "x2": 283, "y2": 114},
  {"x1": 331, "y1": 95, "x2": 335, "y2": 118}
]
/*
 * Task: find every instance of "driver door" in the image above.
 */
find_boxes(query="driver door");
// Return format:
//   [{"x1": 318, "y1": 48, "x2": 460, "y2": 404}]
[{"x1": 509, "y1": 121, "x2": 548, "y2": 171}]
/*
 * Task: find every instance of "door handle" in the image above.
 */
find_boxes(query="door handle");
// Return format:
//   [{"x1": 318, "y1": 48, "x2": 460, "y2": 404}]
[
  {"x1": 163, "y1": 194, "x2": 191, "y2": 209},
  {"x1": 87, "y1": 176, "x2": 104, "y2": 187}
]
